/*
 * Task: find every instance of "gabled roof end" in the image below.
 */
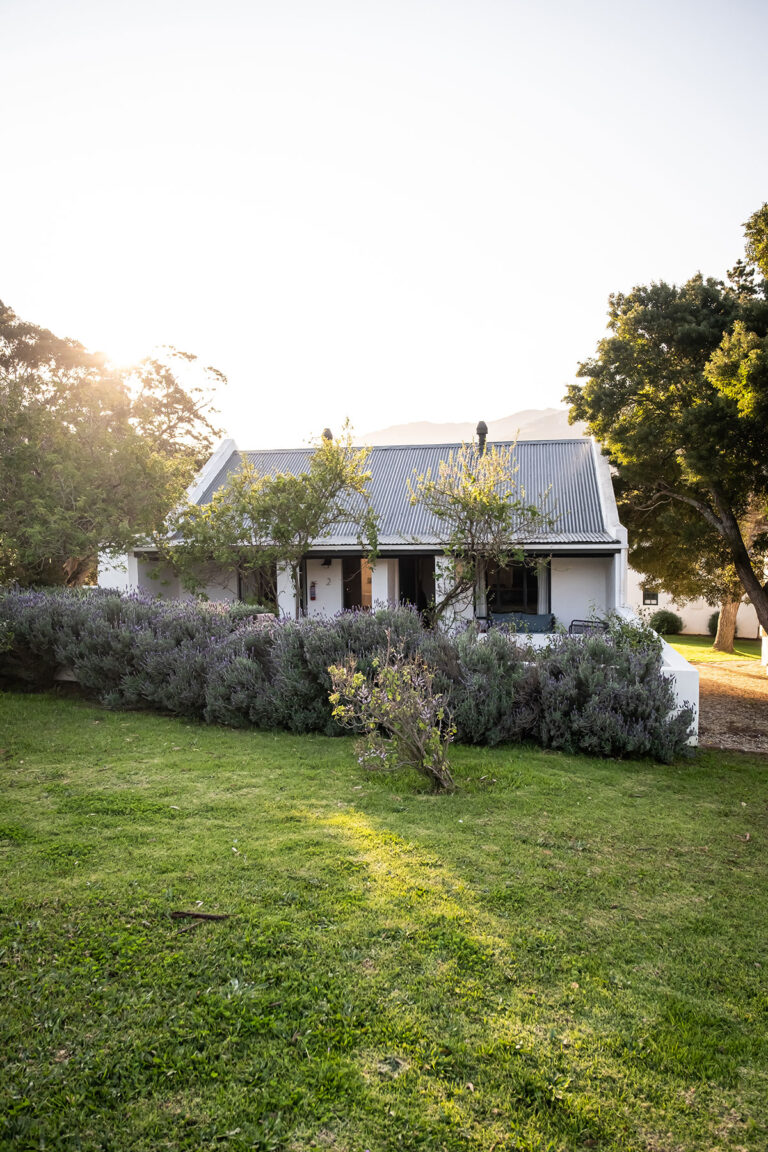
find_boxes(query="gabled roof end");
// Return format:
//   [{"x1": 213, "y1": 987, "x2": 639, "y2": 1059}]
[{"x1": 186, "y1": 437, "x2": 238, "y2": 505}]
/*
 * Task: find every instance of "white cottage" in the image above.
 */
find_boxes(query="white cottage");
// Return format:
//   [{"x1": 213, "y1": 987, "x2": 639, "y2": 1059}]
[
  {"x1": 101, "y1": 432, "x2": 629, "y2": 628},
  {"x1": 99, "y1": 427, "x2": 699, "y2": 737}
]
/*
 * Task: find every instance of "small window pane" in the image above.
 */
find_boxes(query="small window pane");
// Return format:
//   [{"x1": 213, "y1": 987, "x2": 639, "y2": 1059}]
[{"x1": 642, "y1": 589, "x2": 659, "y2": 606}]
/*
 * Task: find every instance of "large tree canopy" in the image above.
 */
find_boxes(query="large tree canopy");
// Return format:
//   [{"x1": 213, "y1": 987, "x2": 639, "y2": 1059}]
[
  {"x1": 566, "y1": 205, "x2": 768, "y2": 635},
  {"x1": 0, "y1": 301, "x2": 222, "y2": 586},
  {"x1": 619, "y1": 477, "x2": 764, "y2": 650}
]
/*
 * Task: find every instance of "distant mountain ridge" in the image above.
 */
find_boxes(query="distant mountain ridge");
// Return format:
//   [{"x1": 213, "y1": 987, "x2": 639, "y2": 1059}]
[{"x1": 360, "y1": 408, "x2": 587, "y2": 445}]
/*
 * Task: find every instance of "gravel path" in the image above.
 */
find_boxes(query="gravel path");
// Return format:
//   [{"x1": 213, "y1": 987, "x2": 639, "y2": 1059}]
[{"x1": 697, "y1": 658, "x2": 768, "y2": 754}]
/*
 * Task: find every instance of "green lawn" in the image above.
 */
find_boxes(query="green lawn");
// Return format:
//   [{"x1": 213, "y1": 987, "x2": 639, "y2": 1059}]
[
  {"x1": 1, "y1": 693, "x2": 767, "y2": 1152},
  {"x1": 667, "y1": 634, "x2": 763, "y2": 662}
]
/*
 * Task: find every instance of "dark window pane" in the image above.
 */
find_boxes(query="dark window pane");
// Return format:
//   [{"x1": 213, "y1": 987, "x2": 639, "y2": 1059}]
[{"x1": 487, "y1": 561, "x2": 539, "y2": 614}]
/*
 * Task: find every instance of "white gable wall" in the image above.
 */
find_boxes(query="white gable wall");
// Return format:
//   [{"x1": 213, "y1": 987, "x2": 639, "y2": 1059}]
[{"x1": 589, "y1": 439, "x2": 629, "y2": 616}]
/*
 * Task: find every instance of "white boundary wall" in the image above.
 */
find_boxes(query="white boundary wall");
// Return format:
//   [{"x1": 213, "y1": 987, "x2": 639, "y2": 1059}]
[
  {"x1": 615, "y1": 606, "x2": 698, "y2": 744},
  {"x1": 658, "y1": 638, "x2": 699, "y2": 744}
]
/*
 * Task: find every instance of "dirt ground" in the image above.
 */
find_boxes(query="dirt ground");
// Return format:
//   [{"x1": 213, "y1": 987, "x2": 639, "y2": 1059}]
[{"x1": 697, "y1": 658, "x2": 768, "y2": 753}]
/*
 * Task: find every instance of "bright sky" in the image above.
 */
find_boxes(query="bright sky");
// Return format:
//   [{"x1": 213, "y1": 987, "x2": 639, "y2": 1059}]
[{"x1": 3, "y1": 0, "x2": 767, "y2": 447}]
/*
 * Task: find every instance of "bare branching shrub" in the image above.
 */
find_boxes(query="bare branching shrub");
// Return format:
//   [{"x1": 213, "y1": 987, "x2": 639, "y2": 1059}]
[{"x1": 328, "y1": 649, "x2": 456, "y2": 792}]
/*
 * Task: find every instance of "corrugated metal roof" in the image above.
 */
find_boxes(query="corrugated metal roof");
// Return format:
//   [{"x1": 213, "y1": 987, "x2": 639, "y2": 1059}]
[{"x1": 195, "y1": 440, "x2": 616, "y2": 547}]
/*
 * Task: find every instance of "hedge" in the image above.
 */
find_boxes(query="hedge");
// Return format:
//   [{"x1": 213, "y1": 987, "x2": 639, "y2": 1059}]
[{"x1": 0, "y1": 589, "x2": 695, "y2": 761}]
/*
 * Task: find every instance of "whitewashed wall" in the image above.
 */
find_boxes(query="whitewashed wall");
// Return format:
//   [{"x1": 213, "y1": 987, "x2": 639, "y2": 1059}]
[
  {"x1": 99, "y1": 554, "x2": 240, "y2": 602},
  {"x1": 550, "y1": 556, "x2": 612, "y2": 627},
  {"x1": 370, "y1": 558, "x2": 398, "y2": 607},
  {"x1": 658, "y1": 637, "x2": 700, "y2": 743},
  {"x1": 97, "y1": 552, "x2": 137, "y2": 592},
  {"x1": 435, "y1": 556, "x2": 474, "y2": 625},
  {"x1": 98, "y1": 553, "x2": 182, "y2": 597},
  {"x1": 306, "y1": 558, "x2": 344, "y2": 617},
  {"x1": 277, "y1": 565, "x2": 296, "y2": 617},
  {"x1": 137, "y1": 558, "x2": 181, "y2": 598},
  {"x1": 192, "y1": 564, "x2": 238, "y2": 603},
  {"x1": 626, "y1": 568, "x2": 760, "y2": 638}
]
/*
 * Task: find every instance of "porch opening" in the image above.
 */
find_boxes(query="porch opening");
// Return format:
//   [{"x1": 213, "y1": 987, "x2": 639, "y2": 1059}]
[
  {"x1": 342, "y1": 557, "x2": 373, "y2": 610},
  {"x1": 398, "y1": 556, "x2": 435, "y2": 613}
]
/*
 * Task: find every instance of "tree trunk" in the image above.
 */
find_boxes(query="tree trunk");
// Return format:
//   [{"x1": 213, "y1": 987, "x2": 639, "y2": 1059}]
[
  {"x1": 63, "y1": 555, "x2": 98, "y2": 586},
  {"x1": 713, "y1": 599, "x2": 740, "y2": 653},
  {"x1": 706, "y1": 488, "x2": 768, "y2": 634}
]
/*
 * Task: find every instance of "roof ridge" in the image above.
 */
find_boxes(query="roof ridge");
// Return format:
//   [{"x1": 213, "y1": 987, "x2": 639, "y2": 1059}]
[{"x1": 241, "y1": 438, "x2": 590, "y2": 452}]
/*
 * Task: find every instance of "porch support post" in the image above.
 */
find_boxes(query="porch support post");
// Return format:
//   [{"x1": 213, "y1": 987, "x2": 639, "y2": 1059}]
[{"x1": 475, "y1": 558, "x2": 487, "y2": 619}]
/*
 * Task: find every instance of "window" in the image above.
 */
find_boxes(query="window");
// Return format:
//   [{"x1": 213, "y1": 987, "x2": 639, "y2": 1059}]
[
  {"x1": 486, "y1": 560, "x2": 540, "y2": 614},
  {"x1": 239, "y1": 564, "x2": 277, "y2": 608},
  {"x1": 642, "y1": 587, "x2": 659, "y2": 606}
]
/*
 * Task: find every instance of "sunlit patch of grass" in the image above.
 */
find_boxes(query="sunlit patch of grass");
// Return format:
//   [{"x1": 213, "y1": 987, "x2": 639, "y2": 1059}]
[
  {"x1": 667, "y1": 634, "x2": 762, "y2": 662},
  {"x1": 1, "y1": 691, "x2": 767, "y2": 1151}
]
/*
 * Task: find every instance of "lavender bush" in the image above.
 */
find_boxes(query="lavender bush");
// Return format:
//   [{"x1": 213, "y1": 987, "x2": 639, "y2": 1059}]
[
  {"x1": 441, "y1": 626, "x2": 540, "y2": 745},
  {"x1": 0, "y1": 590, "x2": 695, "y2": 760},
  {"x1": 538, "y1": 631, "x2": 695, "y2": 762}
]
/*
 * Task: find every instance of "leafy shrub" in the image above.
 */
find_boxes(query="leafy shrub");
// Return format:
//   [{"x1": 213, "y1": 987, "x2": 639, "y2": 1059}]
[
  {"x1": 0, "y1": 618, "x2": 12, "y2": 654},
  {"x1": 538, "y1": 631, "x2": 694, "y2": 762},
  {"x1": 329, "y1": 649, "x2": 455, "y2": 791},
  {"x1": 648, "y1": 608, "x2": 683, "y2": 635},
  {"x1": 708, "y1": 611, "x2": 719, "y2": 637},
  {"x1": 605, "y1": 611, "x2": 663, "y2": 654}
]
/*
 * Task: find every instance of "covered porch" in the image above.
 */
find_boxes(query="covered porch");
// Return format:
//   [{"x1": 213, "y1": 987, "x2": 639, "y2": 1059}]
[{"x1": 289, "y1": 545, "x2": 627, "y2": 632}]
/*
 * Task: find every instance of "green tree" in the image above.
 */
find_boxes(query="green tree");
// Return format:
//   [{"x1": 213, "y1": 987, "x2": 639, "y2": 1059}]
[
  {"x1": 168, "y1": 426, "x2": 378, "y2": 618},
  {"x1": 0, "y1": 301, "x2": 222, "y2": 586},
  {"x1": 408, "y1": 441, "x2": 551, "y2": 624},
  {"x1": 621, "y1": 480, "x2": 765, "y2": 652},
  {"x1": 566, "y1": 205, "x2": 768, "y2": 637}
]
